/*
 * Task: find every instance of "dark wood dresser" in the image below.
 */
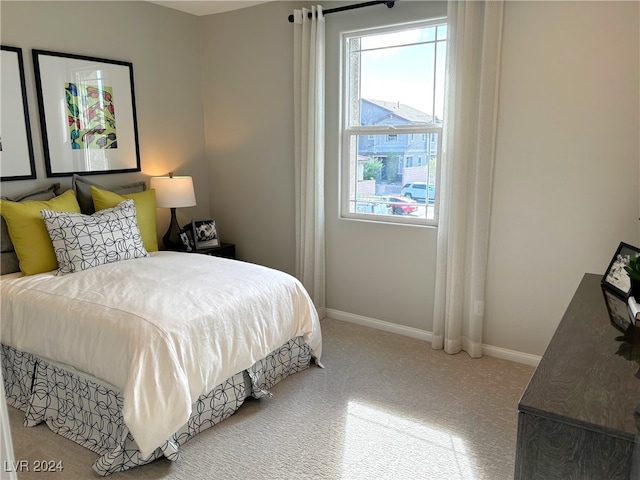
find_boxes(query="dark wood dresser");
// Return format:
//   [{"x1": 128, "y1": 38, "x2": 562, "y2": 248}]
[{"x1": 514, "y1": 273, "x2": 640, "y2": 479}]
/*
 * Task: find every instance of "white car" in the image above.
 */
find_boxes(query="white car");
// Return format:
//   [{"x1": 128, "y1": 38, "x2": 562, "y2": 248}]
[{"x1": 400, "y1": 182, "x2": 435, "y2": 203}]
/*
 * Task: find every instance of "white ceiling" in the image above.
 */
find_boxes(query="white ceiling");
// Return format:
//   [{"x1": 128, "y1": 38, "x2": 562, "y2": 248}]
[{"x1": 147, "y1": 1, "x2": 273, "y2": 16}]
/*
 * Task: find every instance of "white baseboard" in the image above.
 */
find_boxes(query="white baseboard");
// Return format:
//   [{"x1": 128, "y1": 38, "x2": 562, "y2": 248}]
[
  {"x1": 481, "y1": 344, "x2": 541, "y2": 367},
  {"x1": 325, "y1": 309, "x2": 432, "y2": 342},
  {"x1": 324, "y1": 308, "x2": 540, "y2": 367}
]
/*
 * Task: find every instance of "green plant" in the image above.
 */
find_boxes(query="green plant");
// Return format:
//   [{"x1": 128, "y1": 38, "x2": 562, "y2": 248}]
[
  {"x1": 363, "y1": 158, "x2": 383, "y2": 181},
  {"x1": 625, "y1": 256, "x2": 640, "y2": 281}
]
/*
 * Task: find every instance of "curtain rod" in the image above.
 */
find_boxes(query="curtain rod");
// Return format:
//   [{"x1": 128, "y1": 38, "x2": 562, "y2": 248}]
[{"x1": 288, "y1": 1, "x2": 395, "y2": 23}]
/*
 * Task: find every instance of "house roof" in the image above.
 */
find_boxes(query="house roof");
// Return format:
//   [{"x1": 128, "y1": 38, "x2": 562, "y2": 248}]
[{"x1": 363, "y1": 99, "x2": 437, "y2": 124}]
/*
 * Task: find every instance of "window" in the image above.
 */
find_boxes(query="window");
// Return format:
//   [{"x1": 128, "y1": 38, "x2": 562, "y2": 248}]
[{"x1": 341, "y1": 20, "x2": 447, "y2": 225}]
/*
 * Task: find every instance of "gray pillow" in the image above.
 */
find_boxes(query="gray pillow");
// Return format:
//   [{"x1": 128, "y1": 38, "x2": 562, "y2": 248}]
[
  {"x1": 72, "y1": 174, "x2": 146, "y2": 215},
  {"x1": 1, "y1": 183, "x2": 61, "y2": 274}
]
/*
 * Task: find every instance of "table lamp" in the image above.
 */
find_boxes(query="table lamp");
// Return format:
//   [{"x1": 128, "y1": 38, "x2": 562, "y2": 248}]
[{"x1": 150, "y1": 173, "x2": 196, "y2": 250}]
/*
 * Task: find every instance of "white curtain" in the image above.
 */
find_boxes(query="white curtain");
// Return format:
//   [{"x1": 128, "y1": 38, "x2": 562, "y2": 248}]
[
  {"x1": 293, "y1": 6, "x2": 326, "y2": 318},
  {"x1": 432, "y1": 0, "x2": 504, "y2": 357}
]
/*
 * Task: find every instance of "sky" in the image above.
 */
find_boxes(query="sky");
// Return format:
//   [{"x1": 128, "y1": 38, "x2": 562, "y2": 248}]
[{"x1": 354, "y1": 24, "x2": 447, "y2": 119}]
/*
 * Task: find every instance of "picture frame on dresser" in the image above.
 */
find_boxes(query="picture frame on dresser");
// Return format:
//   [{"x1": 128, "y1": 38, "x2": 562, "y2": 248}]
[
  {"x1": 191, "y1": 219, "x2": 220, "y2": 250},
  {"x1": 32, "y1": 49, "x2": 141, "y2": 177},
  {"x1": 602, "y1": 241, "x2": 640, "y2": 298},
  {"x1": 1, "y1": 45, "x2": 36, "y2": 181},
  {"x1": 601, "y1": 286, "x2": 632, "y2": 333}
]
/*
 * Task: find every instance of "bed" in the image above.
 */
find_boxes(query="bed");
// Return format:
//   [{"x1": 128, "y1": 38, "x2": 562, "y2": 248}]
[{"x1": 0, "y1": 180, "x2": 322, "y2": 476}]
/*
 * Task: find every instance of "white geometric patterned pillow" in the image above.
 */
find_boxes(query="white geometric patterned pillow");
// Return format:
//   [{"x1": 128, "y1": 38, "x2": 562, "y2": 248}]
[{"x1": 41, "y1": 199, "x2": 150, "y2": 275}]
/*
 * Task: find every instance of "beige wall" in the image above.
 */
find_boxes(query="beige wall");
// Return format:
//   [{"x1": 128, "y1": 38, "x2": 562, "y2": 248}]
[
  {"x1": 324, "y1": 1, "x2": 446, "y2": 332},
  {"x1": 200, "y1": 1, "x2": 445, "y2": 326},
  {"x1": 0, "y1": 1, "x2": 210, "y2": 239},
  {"x1": 2, "y1": 1, "x2": 638, "y2": 358},
  {"x1": 201, "y1": 0, "x2": 639, "y2": 357},
  {"x1": 486, "y1": 1, "x2": 639, "y2": 355},
  {"x1": 199, "y1": 1, "x2": 310, "y2": 273}
]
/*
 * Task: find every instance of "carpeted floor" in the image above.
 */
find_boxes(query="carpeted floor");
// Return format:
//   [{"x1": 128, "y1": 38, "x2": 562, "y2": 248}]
[{"x1": 7, "y1": 318, "x2": 535, "y2": 480}]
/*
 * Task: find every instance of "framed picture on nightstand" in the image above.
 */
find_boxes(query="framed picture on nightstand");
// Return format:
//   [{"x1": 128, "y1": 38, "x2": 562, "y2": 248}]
[
  {"x1": 178, "y1": 230, "x2": 193, "y2": 252},
  {"x1": 191, "y1": 219, "x2": 219, "y2": 250}
]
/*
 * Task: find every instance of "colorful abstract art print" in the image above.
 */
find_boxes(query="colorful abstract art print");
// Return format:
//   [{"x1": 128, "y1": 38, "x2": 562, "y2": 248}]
[
  {"x1": 33, "y1": 49, "x2": 140, "y2": 177},
  {"x1": 65, "y1": 83, "x2": 118, "y2": 150}
]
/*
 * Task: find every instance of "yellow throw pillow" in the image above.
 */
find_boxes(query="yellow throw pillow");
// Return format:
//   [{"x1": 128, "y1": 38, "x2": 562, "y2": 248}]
[
  {"x1": 91, "y1": 186, "x2": 158, "y2": 252},
  {"x1": 0, "y1": 189, "x2": 81, "y2": 275}
]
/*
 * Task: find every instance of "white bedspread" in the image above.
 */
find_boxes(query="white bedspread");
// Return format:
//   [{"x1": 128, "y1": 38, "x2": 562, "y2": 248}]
[{"x1": 0, "y1": 251, "x2": 321, "y2": 458}]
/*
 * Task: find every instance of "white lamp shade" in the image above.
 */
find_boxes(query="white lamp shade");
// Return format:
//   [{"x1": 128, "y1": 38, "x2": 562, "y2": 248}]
[{"x1": 150, "y1": 176, "x2": 196, "y2": 208}]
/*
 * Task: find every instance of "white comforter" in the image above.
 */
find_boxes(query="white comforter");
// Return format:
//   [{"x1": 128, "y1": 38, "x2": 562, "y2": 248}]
[{"x1": 0, "y1": 251, "x2": 322, "y2": 458}]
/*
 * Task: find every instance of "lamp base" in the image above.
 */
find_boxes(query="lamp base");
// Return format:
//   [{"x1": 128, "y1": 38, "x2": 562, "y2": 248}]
[{"x1": 163, "y1": 208, "x2": 187, "y2": 251}]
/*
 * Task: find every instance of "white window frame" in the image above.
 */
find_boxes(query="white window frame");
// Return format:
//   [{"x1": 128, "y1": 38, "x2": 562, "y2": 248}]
[{"x1": 339, "y1": 19, "x2": 445, "y2": 227}]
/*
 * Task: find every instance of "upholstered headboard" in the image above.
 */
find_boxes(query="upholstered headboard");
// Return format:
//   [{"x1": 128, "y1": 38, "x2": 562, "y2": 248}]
[{"x1": 0, "y1": 174, "x2": 148, "y2": 275}]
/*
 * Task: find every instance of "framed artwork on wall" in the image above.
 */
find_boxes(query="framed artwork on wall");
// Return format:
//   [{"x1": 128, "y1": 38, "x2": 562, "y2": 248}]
[
  {"x1": 602, "y1": 242, "x2": 640, "y2": 298},
  {"x1": 32, "y1": 49, "x2": 141, "y2": 177},
  {"x1": 1, "y1": 45, "x2": 37, "y2": 181}
]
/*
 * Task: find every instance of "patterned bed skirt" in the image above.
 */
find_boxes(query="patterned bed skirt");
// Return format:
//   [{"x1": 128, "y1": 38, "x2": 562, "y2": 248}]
[{"x1": 1, "y1": 337, "x2": 311, "y2": 476}]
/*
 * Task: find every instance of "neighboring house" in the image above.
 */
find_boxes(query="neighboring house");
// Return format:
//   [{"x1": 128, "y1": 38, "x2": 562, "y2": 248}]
[{"x1": 357, "y1": 99, "x2": 439, "y2": 194}]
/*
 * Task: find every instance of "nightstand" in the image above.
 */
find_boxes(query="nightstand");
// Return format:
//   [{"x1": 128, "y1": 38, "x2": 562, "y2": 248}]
[{"x1": 190, "y1": 243, "x2": 236, "y2": 259}]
